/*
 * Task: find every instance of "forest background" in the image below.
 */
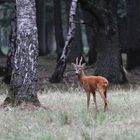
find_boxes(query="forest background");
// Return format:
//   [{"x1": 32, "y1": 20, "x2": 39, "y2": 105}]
[{"x1": 0, "y1": 0, "x2": 140, "y2": 140}]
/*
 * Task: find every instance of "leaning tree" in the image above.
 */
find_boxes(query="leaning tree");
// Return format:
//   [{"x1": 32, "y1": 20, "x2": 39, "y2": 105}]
[
  {"x1": 50, "y1": 0, "x2": 78, "y2": 83},
  {"x1": 3, "y1": 0, "x2": 40, "y2": 106}
]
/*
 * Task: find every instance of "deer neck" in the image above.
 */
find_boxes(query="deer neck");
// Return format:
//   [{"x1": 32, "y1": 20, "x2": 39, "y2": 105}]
[{"x1": 78, "y1": 70, "x2": 85, "y2": 82}]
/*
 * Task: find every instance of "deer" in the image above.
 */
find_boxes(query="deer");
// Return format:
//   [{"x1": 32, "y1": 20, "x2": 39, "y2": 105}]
[{"x1": 72, "y1": 57, "x2": 109, "y2": 112}]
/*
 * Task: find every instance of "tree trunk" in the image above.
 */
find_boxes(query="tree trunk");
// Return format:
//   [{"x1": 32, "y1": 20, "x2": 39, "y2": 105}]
[
  {"x1": 82, "y1": 10, "x2": 97, "y2": 64},
  {"x1": 46, "y1": 0, "x2": 56, "y2": 53},
  {"x1": 70, "y1": 6, "x2": 83, "y2": 62},
  {"x1": 80, "y1": 0, "x2": 126, "y2": 83},
  {"x1": 65, "y1": 1, "x2": 83, "y2": 62},
  {"x1": 3, "y1": 9, "x2": 16, "y2": 84},
  {"x1": 127, "y1": 51, "x2": 140, "y2": 69},
  {"x1": 50, "y1": 0, "x2": 78, "y2": 83},
  {"x1": 125, "y1": 0, "x2": 140, "y2": 69},
  {"x1": 3, "y1": 0, "x2": 40, "y2": 106},
  {"x1": 0, "y1": 0, "x2": 14, "y2": 4},
  {"x1": 53, "y1": 0, "x2": 64, "y2": 60},
  {"x1": 118, "y1": 17, "x2": 127, "y2": 52},
  {"x1": 36, "y1": 0, "x2": 47, "y2": 55}
]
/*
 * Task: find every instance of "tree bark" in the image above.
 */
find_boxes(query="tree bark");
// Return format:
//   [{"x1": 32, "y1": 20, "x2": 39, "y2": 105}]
[
  {"x1": 80, "y1": 0, "x2": 126, "y2": 83},
  {"x1": 125, "y1": 0, "x2": 140, "y2": 69},
  {"x1": 82, "y1": 10, "x2": 97, "y2": 64},
  {"x1": 0, "y1": 0, "x2": 15, "y2": 4},
  {"x1": 53, "y1": 0, "x2": 64, "y2": 60},
  {"x1": 3, "y1": 0, "x2": 40, "y2": 106},
  {"x1": 69, "y1": 5, "x2": 83, "y2": 62},
  {"x1": 3, "y1": 9, "x2": 16, "y2": 84},
  {"x1": 65, "y1": 0, "x2": 83, "y2": 62},
  {"x1": 46, "y1": 0, "x2": 56, "y2": 53},
  {"x1": 36, "y1": 0, "x2": 47, "y2": 55},
  {"x1": 95, "y1": 0, "x2": 126, "y2": 83},
  {"x1": 50, "y1": 0, "x2": 78, "y2": 83}
]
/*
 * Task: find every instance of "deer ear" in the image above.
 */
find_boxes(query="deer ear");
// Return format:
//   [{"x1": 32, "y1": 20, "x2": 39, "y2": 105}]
[
  {"x1": 72, "y1": 63, "x2": 76, "y2": 67},
  {"x1": 82, "y1": 63, "x2": 86, "y2": 68}
]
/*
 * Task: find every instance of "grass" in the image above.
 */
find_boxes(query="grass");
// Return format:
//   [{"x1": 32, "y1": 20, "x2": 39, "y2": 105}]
[{"x1": 0, "y1": 86, "x2": 140, "y2": 140}]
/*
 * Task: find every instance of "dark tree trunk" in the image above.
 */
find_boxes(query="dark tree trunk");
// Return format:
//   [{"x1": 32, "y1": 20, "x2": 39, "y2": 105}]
[
  {"x1": 125, "y1": 0, "x2": 140, "y2": 69},
  {"x1": 94, "y1": 0, "x2": 126, "y2": 83},
  {"x1": 36, "y1": 0, "x2": 47, "y2": 55},
  {"x1": 82, "y1": 10, "x2": 97, "y2": 64},
  {"x1": 50, "y1": 0, "x2": 78, "y2": 83},
  {"x1": 3, "y1": 10, "x2": 16, "y2": 84},
  {"x1": 118, "y1": 17, "x2": 127, "y2": 52},
  {"x1": 53, "y1": 0, "x2": 64, "y2": 60},
  {"x1": 3, "y1": 0, "x2": 40, "y2": 106},
  {"x1": 70, "y1": 6, "x2": 83, "y2": 62},
  {"x1": 0, "y1": 0, "x2": 14, "y2": 4},
  {"x1": 127, "y1": 51, "x2": 140, "y2": 69},
  {"x1": 80, "y1": 0, "x2": 126, "y2": 83},
  {"x1": 46, "y1": 0, "x2": 56, "y2": 53}
]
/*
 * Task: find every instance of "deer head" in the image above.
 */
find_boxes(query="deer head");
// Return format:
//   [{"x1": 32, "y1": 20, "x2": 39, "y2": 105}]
[{"x1": 72, "y1": 57, "x2": 86, "y2": 75}]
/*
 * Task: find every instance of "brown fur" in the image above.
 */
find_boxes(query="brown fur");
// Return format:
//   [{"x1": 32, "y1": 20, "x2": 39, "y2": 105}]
[
  {"x1": 72, "y1": 58, "x2": 109, "y2": 112},
  {"x1": 79, "y1": 72, "x2": 109, "y2": 112}
]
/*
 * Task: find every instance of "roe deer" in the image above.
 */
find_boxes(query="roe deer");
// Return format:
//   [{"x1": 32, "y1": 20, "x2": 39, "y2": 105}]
[{"x1": 72, "y1": 57, "x2": 109, "y2": 112}]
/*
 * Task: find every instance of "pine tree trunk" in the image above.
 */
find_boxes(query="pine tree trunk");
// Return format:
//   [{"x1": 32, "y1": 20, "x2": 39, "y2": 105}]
[
  {"x1": 36, "y1": 0, "x2": 47, "y2": 55},
  {"x1": 95, "y1": 0, "x2": 126, "y2": 83},
  {"x1": 82, "y1": 10, "x2": 97, "y2": 64},
  {"x1": 3, "y1": 0, "x2": 40, "y2": 106},
  {"x1": 80, "y1": 0, "x2": 126, "y2": 83},
  {"x1": 126, "y1": 0, "x2": 140, "y2": 69},
  {"x1": 3, "y1": 8, "x2": 16, "y2": 84},
  {"x1": 53, "y1": 0, "x2": 64, "y2": 60}
]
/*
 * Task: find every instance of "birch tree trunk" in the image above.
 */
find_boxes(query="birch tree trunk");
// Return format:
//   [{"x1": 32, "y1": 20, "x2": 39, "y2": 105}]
[
  {"x1": 50, "y1": 0, "x2": 78, "y2": 83},
  {"x1": 70, "y1": 5, "x2": 83, "y2": 62},
  {"x1": 3, "y1": 0, "x2": 40, "y2": 106}
]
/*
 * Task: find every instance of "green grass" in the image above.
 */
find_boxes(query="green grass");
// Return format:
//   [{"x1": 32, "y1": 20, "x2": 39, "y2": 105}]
[{"x1": 0, "y1": 87, "x2": 140, "y2": 140}]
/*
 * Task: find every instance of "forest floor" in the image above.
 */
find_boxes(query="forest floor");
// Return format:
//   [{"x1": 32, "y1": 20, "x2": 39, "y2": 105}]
[
  {"x1": 0, "y1": 55, "x2": 140, "y2": 140},
  {"x1": 0, "y1": 87, "x2": 140, "y2": 140},
  {"x1": 1, "y1": 54, "x2": 140, "y2": 89},
  {"x1": 37, "y1": 54, "x2": 140, "y2": 91}
]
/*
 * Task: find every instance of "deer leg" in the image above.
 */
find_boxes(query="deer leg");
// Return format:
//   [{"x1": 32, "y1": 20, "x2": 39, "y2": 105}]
[
  {"x1": 99, "y1": 90, "x2": 108, "y2": 112},
  {"x1": 86, "y1": 92, "x2": 90, "y2": 109},
  {"x1": 104, "y1": 90, "x2": 108, "y2": 111},
  {"x1": 92, "y1": 92, "x2": 98, "y2": 111}
]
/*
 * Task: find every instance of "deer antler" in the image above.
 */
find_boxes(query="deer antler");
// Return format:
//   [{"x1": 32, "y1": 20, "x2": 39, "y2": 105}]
[
  {"x1": 76, "y1": 57, "x2": 78, "y2": 65},
  {"x1": 79, "y1": 57, "x2": 83, "y2": 65}
]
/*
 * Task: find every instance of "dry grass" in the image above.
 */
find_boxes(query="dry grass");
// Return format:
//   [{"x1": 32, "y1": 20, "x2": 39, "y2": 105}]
[{"x1": 0, "y1": 86, "x2": 140, "y2": 140}]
